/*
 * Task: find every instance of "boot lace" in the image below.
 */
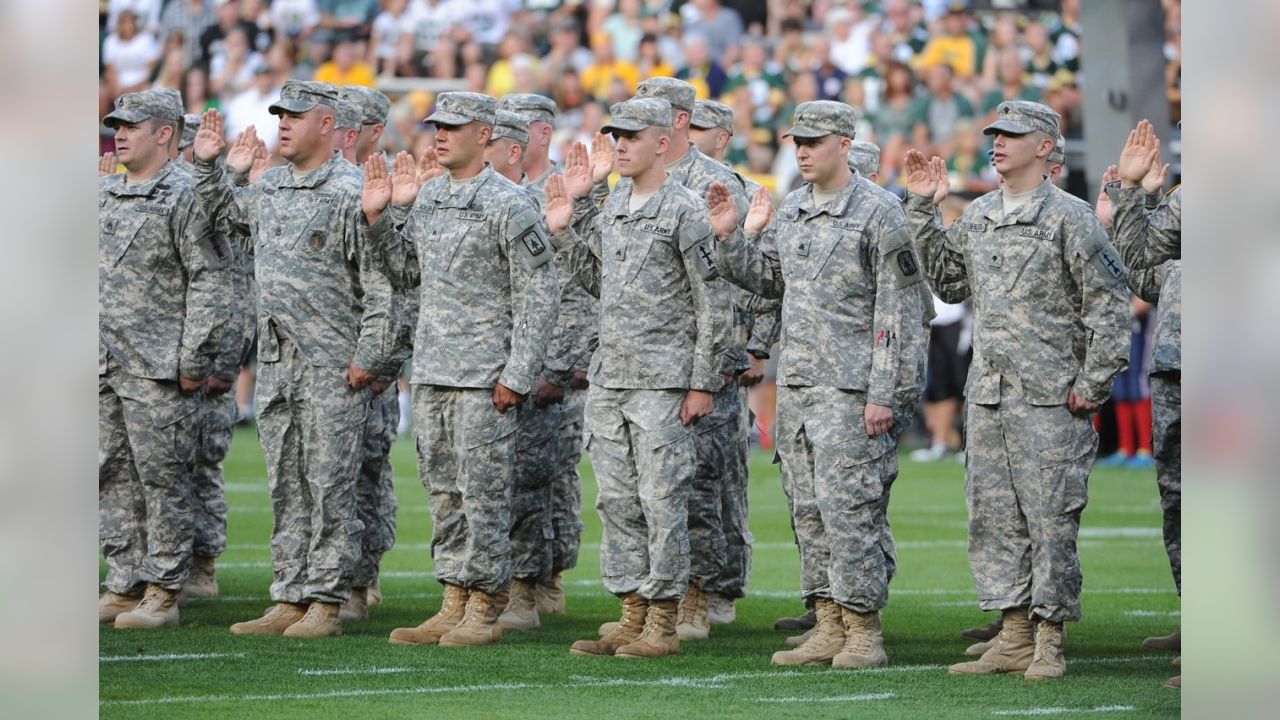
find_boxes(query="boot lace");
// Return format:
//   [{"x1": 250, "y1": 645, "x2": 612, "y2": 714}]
[
  {"x1": 459, "y1": 592, "x2": 487, "y2": 626},
  {"x1": 1034, "y1": 623, "x2": 1061, "y2": 661}
]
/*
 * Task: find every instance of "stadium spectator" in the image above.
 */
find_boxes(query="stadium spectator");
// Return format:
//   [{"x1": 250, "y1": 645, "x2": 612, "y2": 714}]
[
  {"x1": 209, "y1": 27, "x2": 266, "y2": 97},
  {"x1": 199, "y1": 0, "x2": 262, "y2": 70},
  {"x1": 725, "y1": 37, "x2": 786, "y2": 127},
  {"x1": 828, "y1": 5, "x2": 876, "y2": 76},
  {"x1": 107, "y1": 0, "x2": 164, "y2": 35},
  {"x1": 911, "y1": 292, "x2": 970, "y2": 463},
  {"x1": 103, "y1": 10, "x2": 163, "y2": 100},
  {"x1": 681, "y1": 0, "x2": 744, "y2": 61},
  {"x1": 916, "y1": 2, "x2": 978, "y2": 78},
  {"x1": 160, "y1": 0, "x2": 216, "y2": 68},
  {"x1": 221, "y1": 61, "x2": 280, "y2": 150},
  {"x1": 636, "y1": 33, "x2": 676, "y2": 81},
  {"x1": 913, "y1": 63, "x2": 975, "y2": 159},
  {"x1": 676, "y1": 33, "x2": 728, "y2": 100},
  {"x1": 809, "y1": 36, "x2": 847, "y2": 102},
  {"x1": 271, "y1": 0, "x2": 322, "y2": 41},
  {"x1": 369, "y1": 0, "x2": 416, "y2": 77},
  {"x1": 581, "y1": 33, "x2": 639, "y2": 100},
  {"x1": 603, "y1": 0, "x2": 646, "y2": 63},
  {"x1": 981, "y1": 48, "x2": 1042, "y2": 122},
  {"x1": 314, "y1": 36, "x2": 377, "y2": 87}
]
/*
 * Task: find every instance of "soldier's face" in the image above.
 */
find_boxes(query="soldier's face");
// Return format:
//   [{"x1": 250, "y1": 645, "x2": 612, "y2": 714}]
[
  {"x1": 277, "y1": 108, "x2": 332, "y2": 162},
  {"x1": 112, "y1": 120, "x2": 169, "y2": 169},
  {"x1": 689, "y1": 126, "x2": 722, "y2": 158},
  {"x1": 356, "y1": 123, "x2": 384, "y2": 164},
  {"x1": 612, "y1": 127, "x2": 667, "y2": 178},
  {"x1": 483, "y1": 138, "x2": 522, "y2": 177},
  {"x1": 434, "y1": 122, "x2": 489, "y2": 170},
  {"x1": 794, "y1": 134, "x2": 849, "y2": 185},
  {"x1": 990, "y1": 131, "x2": 1051, "y2": 175}
]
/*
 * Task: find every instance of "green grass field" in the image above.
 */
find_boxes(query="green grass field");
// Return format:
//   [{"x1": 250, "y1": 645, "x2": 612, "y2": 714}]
[{"x1": 100, "y1": 427, "x2": 1180, "y2": 718}]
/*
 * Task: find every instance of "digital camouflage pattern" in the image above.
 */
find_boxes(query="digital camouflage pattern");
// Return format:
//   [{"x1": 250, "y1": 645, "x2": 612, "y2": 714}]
[
  {"x1": 353, "y1": 388, "x2": 400, "y2": 589},
  {"x1": 189, "y1": 392, "x2": 235, "y2": 560},
  {"x1": 717, "y1": 171, "x2": 927, "y2": 613},
  {"x1": 194, "y1": 149, "x2": 394, "y2": 604},
  {"x1": 100, "y1": 157, "x2": 232, "y2": 595},
  {"x1": 1107, "y1": 183, "x2": 1181, "y2": 271},
  {"x1": 510, "y1": 398, "x2": 559, "y2": 581},
  {"x1": 550, "y1": 386, "x2": 588, "y2": 573},
  {"x1": 906, "y1": 180, "x2": 1131, "y2": 623}
]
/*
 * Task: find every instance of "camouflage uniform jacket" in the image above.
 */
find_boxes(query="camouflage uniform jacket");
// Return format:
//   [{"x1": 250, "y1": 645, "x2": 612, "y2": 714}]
[
  {"x1": 366, "y1": 165, "x2": 559, "y2": 396},
  {"x1": 718, "y1": 174, "x2": 927, "y2": 406},
  {"x1": 907, "y1": 179, "x2": 1131, "y2": 405},
  {"x1": 1128, "y1": 259, "x2": 1181, "y2": 375},
  {"x1": 558, "y1": 174, "x2": 733, "y2": 393},
  {"x1": 100, "y1": 160, "x2": 233, "y2": 381},
  {"x1": 1108, "y1": 184, "x2": 1181, "y2": 271}
]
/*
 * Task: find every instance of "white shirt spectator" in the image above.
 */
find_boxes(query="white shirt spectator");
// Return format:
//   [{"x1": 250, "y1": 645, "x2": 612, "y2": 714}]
[
  {"x1": 223, "y1": 84, "x2": 281, "y2": 151},
  {"x1": 448, "y1": 0, "x2": 513, "y2": 46},
  {"x1": 409, "y1": 0, "x2": 458, "y2": 54},
  {"x1": 931, "y1": 295, "x2": 967, "y2": 327},
  {"x1": 108, "y1": 0, "x2": 163, "y2": 34},
  {"x1": 210, "y1": 51, "x2": 267, "y2": 96},
  {"x1": 372, "y1": 6, "x2": 416, "y2": 61},
  {"x1": 271, "y1": 0, "x2": 322, "y2": 37},
  {"x1": 103, "y1": 30, "x2": 162, "y2": 89}
]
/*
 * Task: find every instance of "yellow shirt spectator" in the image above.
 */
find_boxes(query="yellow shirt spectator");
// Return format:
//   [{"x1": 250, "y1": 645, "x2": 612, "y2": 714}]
[
  {"x1": 917, "y1": 35, "x2": 976, "y2": 77},
  {"x1": 581, "y1": 60, "x2": 640, "y2": 100},
  {"x1": 314, "y1": 61, "x2": 377, "y2": 88}
]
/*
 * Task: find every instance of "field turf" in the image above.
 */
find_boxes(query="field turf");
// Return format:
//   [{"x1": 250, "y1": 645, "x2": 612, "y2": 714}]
[{"x1": 100, "y1": 427, "x2": 1180, "y2": 718}]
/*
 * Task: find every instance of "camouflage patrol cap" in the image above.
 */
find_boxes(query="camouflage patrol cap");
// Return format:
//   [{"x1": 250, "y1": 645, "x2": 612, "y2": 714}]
[
  {"x1": 332, "y1": 97, "x2": 363, "y2": 130},
  {"x1": 498, "y1": 93, "x2": 557, "y2": 124},
  {"x1": 103, "y1": 88, "x2": 184, "y2": 128},
  {"x1": 690, "y1": 100, "x2": 735, "y2": 133},
  {"x1": 1048, "y1": 134, "x2": 1066, "y2": 165},
  {"x1": 343, "y1": 85, "x2": 391, "y2": 125},
  {"x1": 635, "y1": 77, "x2": 696, "y2": 113},
  {"x1": 179, "y1": 113, "x2": 202, "y2": 149},
  {"x1": 491, "y1": 109, "x2": 530, "y2": 144},
  {"x1": 426, "y1": 92, "x2": 498, "y2": 127},
  {"x1": 600, "y1": 97, "x2": 673, "y2": 134},
  {"x1": 784, "y1": 101, "x2": 858, "y2": 139},
  {"x1": 269, "y1": 79, "x2": 343, "y2": 116},
  {"x1": 983, "y1": 100, "x2": 1061, "y2": 138},
  {"x1": 848, "y1": 140, "x2": 881, "y2": 175}
]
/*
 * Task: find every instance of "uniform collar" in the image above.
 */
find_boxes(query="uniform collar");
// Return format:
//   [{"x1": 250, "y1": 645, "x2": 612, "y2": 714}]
[
  {"x1": 436, "y1": 164, "x2": 495, "y2": 209},
  {"x1": 797, "y1": 171, "x2": 860, "y2": 218},
  {"x1": 985, "y1": 177, "x2": 1054, "y2": 226},
  {"x1": 108, "y1": 160, "x2": 179, "y2": 198},
  {"x1": 610, "y1": 174, "x2": 678, "y2": 220},
  {"x1": 278, "y1": 150, "x2": 341, "y2": 189}
]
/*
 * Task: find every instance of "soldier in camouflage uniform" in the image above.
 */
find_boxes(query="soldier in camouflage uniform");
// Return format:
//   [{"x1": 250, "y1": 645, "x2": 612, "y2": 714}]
[
  {"x1": 361, "y1": 92, "x2": 559, "y2": 648},
  {"x1": 688, "y1": 98, "x2": 784, "y2": 627},
  {"x1": 544, "y1": 97, "x2": 733, "y2": 659},
  {"x1": 1107, "y1": 120, "x2": 1182, "y2": 686},
  {"x1": 905, "y1": 100, "x2": 1131, "y2": 679},
  {"x1": 500, "y1": 93, "x2": 591, "y2": 615},
  {"x1": 711, "y1": 101, "x2": 927, "y2": 669},
  {"x1": 99, "y1": 89, "x2": 234, "y2": 629},
  {"x1": 630, "y1": 81, "x2": 753, "y2": 641},
  {"x1": 475, "y1": 109, "x2": 560, "y2": 631},
  {"x1": 325, "y1": 88, "x2": 406, "y2": 622},
  {"x1": 193, "y1": 80, "x2": 398, "y2": 638}
]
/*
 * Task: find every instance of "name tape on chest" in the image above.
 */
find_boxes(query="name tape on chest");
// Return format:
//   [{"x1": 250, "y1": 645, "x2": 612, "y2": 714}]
[
  {"x1": 134, "y1": 202, "x2": 169, "y2": 215},
  {"x1": 1020, "y1": 227, "x2": 1052, "y2": 240},
  {"x1": 456, "y1": 210, "x2": 485, "y2": 222},
  {"x1": 639, "y1": 221, "x2": 674, "y2": 237}
]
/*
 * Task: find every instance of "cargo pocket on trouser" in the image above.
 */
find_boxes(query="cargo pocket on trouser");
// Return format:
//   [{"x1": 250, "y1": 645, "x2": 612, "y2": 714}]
[
  {"x1": 821, "y1": 434, "x2": 893, "y2": 610},
  {"x1": 461, "y1": 402, "x2": 517, "y2": 588},
  {"x1": 1029, "y1": 409, "x2": 1095, "y2": 611},
  {"x1": 637, "y1": 422, "x2": 694, "y2": 585}
]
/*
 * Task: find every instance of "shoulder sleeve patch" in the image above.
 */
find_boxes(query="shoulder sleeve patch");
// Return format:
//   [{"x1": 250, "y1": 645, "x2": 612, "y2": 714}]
[
  {"x1": 507, "y1": 202, "x2": 552, "y2": 270},
  {"x1": 891, "y1": 246, "x2": 922, "y2": 288}
]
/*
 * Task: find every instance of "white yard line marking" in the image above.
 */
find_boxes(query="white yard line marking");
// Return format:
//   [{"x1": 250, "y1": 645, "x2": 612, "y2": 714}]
[
  {"x1": 223, "y1": 483, "x2": 266, "y2": 493},
  {"x1": 757, "y1": 692, "x2": 895, "y2": 703},
  {"x1": 1123, "y1": 610, "x2": 1180, "y2": 617},
  {"x1": 297, "y1": 667, "x2": 430, "y2": 677},
  {"x1": 992, "y1": 705, "x2": 1135, "y2": 716},
  {"x1": 101, "y1": 653, "x2": 243, "y2": 663},
  {"x1": 100, "y1": 683, "x2": 539, "y2": 707},
  {"x1": 1078, "y1": 527, "x2": 1160, "y2": 538}
]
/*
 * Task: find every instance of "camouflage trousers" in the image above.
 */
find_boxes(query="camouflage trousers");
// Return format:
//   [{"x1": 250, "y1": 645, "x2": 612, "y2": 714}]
[
  {"x1": 1151, "y1": 372, "x2": 1181, "y2": 594},
  {"x1": 550, "y1": 386, "x2": 587, "y2": 574},
  {"x1": 587, "y1": 386, "x2": 696, "y2": 601},
  {"x1": 510, "y1": 397, "x2": 560, "y2": 581},
  {"x1": 414, "y1": 385, "x2": 516, "y2": 595},
  {"x1": 256, "y1": 339, "x2": 369, "y2": 604},
  {"x1": 99, "y1": 359, "x2": 198, "y2": 594},
  {"x1": 353, "y1": 387, "x2": 400, "y2": 589},
  {"x1": 775, "y1": 385, "x2": 898, "y2": 613},
  {"x1": 190, "y1": 391, "x2": 235, "y2": 559},
  {"x1": 713, "y1": 385, "x2": 755, "y2": 599},
  {"x1": 964, "y1": 379, "x2": 1097, "y2": 623},
  {"x1": 688, "y1": 382, "x2": 741, "y2": 594}
]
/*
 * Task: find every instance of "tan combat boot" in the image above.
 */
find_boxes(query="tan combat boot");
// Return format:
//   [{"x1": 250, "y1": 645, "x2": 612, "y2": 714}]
[
  {"x1": 676, "y1": 586, "x2": 710, "y2": 641},
  {"x1": 339, "y1": 587, "x2": 369, "y2": 622},
  {"x1": 99, "y1": 591, "x2": 141, "y2": 624},
  {"x1": 230, "y1": 602, "x2": 308, "y2": 635},
  {"x1": 114, "y1": 585, "x2": 179, "y2": 629},
  {"x1": 960, "y1": 615, "x2": 1003, "y2": 641},
  {"x1": 833, "y1": 608, "x2": 888, "y2": 668},
  {"x1": 771, "y1": 599, "x2": 845, "y2": 666},
  {"x1": 785, "y1": 625, "x2": 816, "y2": 648},
  {"x1": 389, "y1": 584, "x2": 468, "y2": 645},
  {"x1": 1142, "y1": 628, "x2": 1180, "y2": 652},
  {"x1": 707, "y1": 594, "x2": 736, "y2": 625},
  {"x1": 283, "y1": 602, "x2": 342, "y2": 638},
  {"x1": 535, "y1": 573, "x2": 565, "y2": 615},
  {"x1": 598, "y1": 620, "x2": 621, "y2": 636},
  {"x1": 498, "y1": 578, "x2": 541, "y2": 630},
  {"x1": 185, "y1": 556, "x2": 219, "y2": 597},
  {"x1": 774, "y1": 607, "x2": 817, "y2": 631},
  {"x1": 1165, "y1": 674, "x2": 1181, "y2": 689},
  {"x1": 367, "y1": 576, "x2": 383, "y2": 606},
  {"x1": 571, "y1": 594, "x2": 648, "y2": 656},
  {"x1": 1023, "y1": 619, "x2": 1066, "y2": 680},
  {"x1": 615, "y1": 599, "x2": 680, "y2": 659},
  {"x1": 948, "y1": 609, "x2": 1034, "y2": 675},
  {"x1": 439, "y1": 589, "x2": 507, "y2": 647}
]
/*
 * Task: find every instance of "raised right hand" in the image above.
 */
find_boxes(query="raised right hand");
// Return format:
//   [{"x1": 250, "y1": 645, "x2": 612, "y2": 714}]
[
  {"x1": 589, "y1": 132, "x2": 616, "y2": 183},
  {"x1": 904, "y1": 149, "x2": 940, "y2": 198},
  {"x1": 225, "y1": 126, "x2": 258, "y2": 174},
  {"x1": 929, "y1": 155, "x2": 950, "y2": 207},
  {"x1": 362, "y1": 152, "x2": 393, "y2": 224},
  {"x1": 391, "y1": 151, "x2": 421, "y2": 206},
  {"x1": 544, "y1": 173, "x2": 573, "y2": 235},
  {"x1": 562, "y1": 141, "x2": 593, "y2": 199},
  {"x1": 1094, "y1": 164, "x2": 1119, "y2": 229},
  {"x1": 99, "y1": 151, "x2": 117, "y2": 176},
  {"x1": 193, "y1": 108, "x2": 227, "y2": 162},
  {"x1": 1117, "y1": 119, "x2": 1159, "y2": 188},
  {"x1": 706, "y1": 181, "x2": 741, "y2": 239},
  {"x1": 743, "y1": 185, "x2": 775, "y2": 235},
  {"x1": 248, "y1": 138, "x2": 270, "y2": 184}
]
